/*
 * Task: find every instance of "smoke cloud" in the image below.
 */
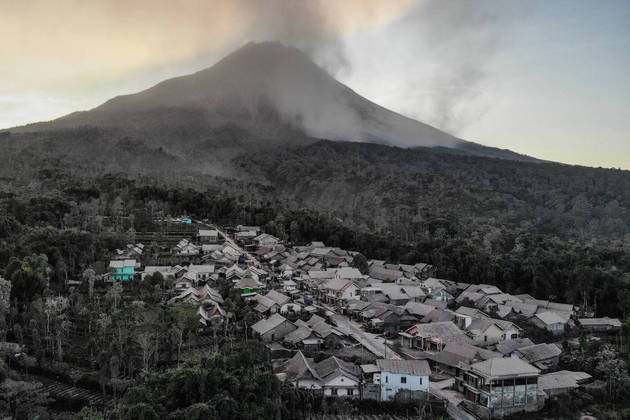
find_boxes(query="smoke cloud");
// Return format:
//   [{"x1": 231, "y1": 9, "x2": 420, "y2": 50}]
[{"x1": 376, "y1": 0, "x2": 521, "y2": 134}]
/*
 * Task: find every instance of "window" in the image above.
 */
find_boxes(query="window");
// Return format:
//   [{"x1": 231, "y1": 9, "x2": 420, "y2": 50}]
[
  {"x1": 348, "y1": 389, "x2": 354, "y2": 395},
  {"x1": 401, "y1": 377, "x2": 407, "y2": 384},
  {"x1": 385, "y1": 376, "x2": 388, "y2": 383},
  {"x1": 419, "y1": 377, "x2": 423, "y2": 385},
  {"x1": 484, "y1": 335, "x2": 487, "y2": 342},
  {"x1": 331, "y1": 388, "x2": 338, "y2": 396}
]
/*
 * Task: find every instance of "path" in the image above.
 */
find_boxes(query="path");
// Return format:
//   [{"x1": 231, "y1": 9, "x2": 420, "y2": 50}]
[{"x1": 330, "y1": 313, "x2": 401, "y2": 360}]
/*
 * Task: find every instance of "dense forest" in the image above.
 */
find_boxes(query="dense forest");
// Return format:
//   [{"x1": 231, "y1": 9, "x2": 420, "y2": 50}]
[
  {"x1": 1, "y1": 151, "x2": 629, "y2": 319},
  {"x1": 1, "y1": 132, "x2": 630, "y2": 417}
]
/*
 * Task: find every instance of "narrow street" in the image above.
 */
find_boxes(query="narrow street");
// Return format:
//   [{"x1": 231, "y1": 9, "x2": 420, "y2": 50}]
[
  {"x1": 195, "y1": 220, "x2": 259, "y2": 266},
  {"x1": 330, "y1": 313, "x2": 402, "y2": 360}
]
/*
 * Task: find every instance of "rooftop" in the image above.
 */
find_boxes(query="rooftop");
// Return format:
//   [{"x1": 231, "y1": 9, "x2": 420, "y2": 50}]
[{"x1": 376, "y1": 359, "x2": 431, "y2": 376}]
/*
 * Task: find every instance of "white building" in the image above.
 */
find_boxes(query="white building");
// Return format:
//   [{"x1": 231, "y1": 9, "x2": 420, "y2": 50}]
[{"x1": 375, "y1": 359, "x2": 430, "y2": 401}]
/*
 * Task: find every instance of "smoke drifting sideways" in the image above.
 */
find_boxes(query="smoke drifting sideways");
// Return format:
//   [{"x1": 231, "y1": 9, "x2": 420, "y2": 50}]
[{"x1": 234, "y1": 0, "x2": 525, "y2": 136}]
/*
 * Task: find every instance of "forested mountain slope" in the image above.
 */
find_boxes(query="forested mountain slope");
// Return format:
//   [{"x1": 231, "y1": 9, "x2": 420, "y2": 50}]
[{"x1": 237, "y1": 140, "x2": 630, "y2": 244}]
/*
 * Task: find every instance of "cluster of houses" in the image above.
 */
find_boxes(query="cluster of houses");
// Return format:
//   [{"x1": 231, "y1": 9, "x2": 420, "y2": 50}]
[{"x1": 106, "y1": 222, "x2": 622, "y2": 418}]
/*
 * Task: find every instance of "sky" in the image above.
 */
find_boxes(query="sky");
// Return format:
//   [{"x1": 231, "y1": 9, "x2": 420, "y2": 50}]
[{"x1": 1, "y1": 0, "x2": 629, "y2": 169}]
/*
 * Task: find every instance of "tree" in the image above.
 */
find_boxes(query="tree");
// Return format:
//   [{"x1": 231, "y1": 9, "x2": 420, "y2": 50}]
[
  {"x1": 169, "y1": 305, "x2": 198, "y2": 367},
  {"x1": 0, "y1": 276, "x2": 11, "y2": 339},
  {"x1": 351, "y1": 254, "x2": 369, "y2": 275},
  {"x1": 83, "y1": 268, "x2": 96, "y2": 301},
  {"x1": 0, "y1": 379, "x2": 50, "y2": 419},
  {"x1": 5, "y1": 255, "x2": 50, "y2": 305},
  {"x1": 595, "y1": 344, "x2": 630, "y2": 401},
  {"x1": 106, "y1": 282, "x2": 123, "y2": 312}
]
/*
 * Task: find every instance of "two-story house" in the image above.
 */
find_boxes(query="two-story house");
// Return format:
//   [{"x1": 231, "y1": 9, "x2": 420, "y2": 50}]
[
  {"x1": 109, "y1": 259, "x2": 136, "y2": 282},
  {"x1": 456, "y1": 358, "x2": 541, "y2": 418},
  {"x1": 375, "y1": 359, "x2": 431, "y2": 401}
]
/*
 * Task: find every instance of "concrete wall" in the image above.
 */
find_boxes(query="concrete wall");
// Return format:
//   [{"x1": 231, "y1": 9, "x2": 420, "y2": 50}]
[{"x1": 380, "y1": 371, "x2": 429, "y2": 401}]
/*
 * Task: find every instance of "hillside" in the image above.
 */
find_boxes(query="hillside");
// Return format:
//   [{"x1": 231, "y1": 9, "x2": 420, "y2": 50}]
[{"x1": 235, "y1": 140, "x2": 630, "y2": 243}]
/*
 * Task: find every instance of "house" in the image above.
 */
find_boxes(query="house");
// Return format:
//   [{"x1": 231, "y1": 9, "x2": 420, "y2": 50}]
[
  {"x1": 335, "y1": 267, "x2": 364, "y2": 281},
  {"x1": 494, "y1": 338, "x2": 535, "y2": 356},
  {"x1": 538, "y1": 370, "x2": 592, "y2": 399},
  {"x1": 375, "y1": 359, "x2": 430, "y2": 401},
  {"x1": 114, "y1": 243, "x2": 144, "y2": 259},
  {"x1": 456, "y1": 357, "x2": 541, "y2": 418},
  {"x1": 421, "y1": 308, "x2": 455, "y2": 324},
  {"x1": 169, "y1": 287, "x2": 200, "y2": 305},
  {"x1": 401, "y1": 301, "x2": 436, "y2": 328},
  {"x1": 173, "y1": 239, "x2": 200, "y2": 256},
  {"x1": 369, "y1": 265, "x2": 403, "y2": 282},
  {"x1": 109, "y1": 259, "x2": 135, "y2": 282},
  {"x1": 185, "y1": 264, "x2": 215, "y2": 283},
  {"x1": 198, "y1": 284, "x2": 224, "y2": 306},
  {"x1": 283, "y1": 279, "x2": 297, "y2": 293},
  {"x1": 198, "y1": 303, "x2": 227, "y2": 326},
  {"x1": 319, "y1": 278, "x2": 359, "y2": 306},
  {"x1": 266, "y1": 290, "x2": 291, "y2": 307},
  {"x1": 234, "y1": 276, "x2": 263, "y2": 297},
  {"x1": 315, "y1": 356, "x2": 361, "y2": 397},
  {"x1": 530, "y1": 312, "x2": 567, "y2": 335},
  {"x1": 197, "y1": 229, "x2": 219, "y2": 243},
  {"x1": 465, "y1": 318, "x2": 521, "y2": 345},
  {"x1": 515, "y1": 343, "x2": 562, "y2": 372},
  {"x1": 254, "y1": 233, "x2": 280, "y2": 247},
  {"x1": 251, "y1": 313, "x2": 297, "y2": 342},
  {"x1": 235, "y1": 230, "x2": 257, "y2": 242},
  {"x1": 236, "y1": 225, "x2": 261, "y2": 233},
  {"x1": 142, "y1": 265, "x2": 186, "y2": 282},
  {"x1": 253, "y1": 294, "x2": 280, "y2": 314},
  {"x1": 399, "y1": 321, "x2": 472, "y2": 351},
  {"x1": 430, "y1": 343, "x2": 501, "y2": 376},
  {"x1": 274, "y1": 351, "x2": 361, "y2": 397},
  {"x1": 283, "y1": 326, "x2": 321, "y2": 350},
  {"x1": 578, "y1": 317, "x2": 622, "y2": 332},
  {"x1": 454, "y1": 306, "x2": 489, "y2": 329}
]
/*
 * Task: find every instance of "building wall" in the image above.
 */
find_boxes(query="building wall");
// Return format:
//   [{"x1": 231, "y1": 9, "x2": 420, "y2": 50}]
[
  {"x1": 112, "y1": 266, "x2": 134, "y2": 282},
  {"x1": 380, "y1": 371, "x2": 429, "y2": 401},
  {"x1": 471, "y1": 324, "x2": 504, "y2": 345},
  {"x1": 545, "y1": 322, "x2": 565, "y2": 335},
  {"x1": 323, "y1": 375, "x2": 359, "y2": 397}
]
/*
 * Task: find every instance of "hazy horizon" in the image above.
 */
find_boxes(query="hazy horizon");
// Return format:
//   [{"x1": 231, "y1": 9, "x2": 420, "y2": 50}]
[{"x1": 1, "y1": 0, "x2": 629, "y2": 169}]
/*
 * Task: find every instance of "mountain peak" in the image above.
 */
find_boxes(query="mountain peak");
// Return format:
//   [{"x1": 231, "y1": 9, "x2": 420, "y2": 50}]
[{"x1": 15, "y1": 41, "x2": 480, "y2": 153}]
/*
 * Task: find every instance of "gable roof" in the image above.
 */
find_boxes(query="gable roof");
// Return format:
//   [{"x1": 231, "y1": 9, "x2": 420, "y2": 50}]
[
  {"x1": 469, "y1": 357, "x2": 540, "y2": 378},
  {"x1": 284, "y1": 326, "x2": 314, "y2": 344},
  {"x1": 275, "y1": 350, "x2": 320, "y2": 382},
  {"x1": 405, "y1": 321, "x2": 472, "y2": 346},
  {"x1": 315, "y1": 356, "x2": 360, "y2": 382},
  {"x1": 404, "y1": 301, "x2": 436, "y2": 317},
  {"x1": 376, "y1": 359, "x2": 431, "y2": 376},
  {"x1": 495, "y1": 338, "x2": 535, "y2": 355},
  {"x1": 455, "y1": 306, "x2": 489, "y2": 319},
  {"x1": 369, "y1": 266, "x2": 403, "y2": 282},
  {"x1": 252, "y1": 313, "x2": 290, "y2": 335},
  {"x1": 534, "y1": 311, "x2": 567, "y2": 326},
  {"x1": 266, "y1": 290, "x2": 290, "y2": 306},
  {"x1": 321, "y1": 277, "x2": 355, "y2": 292},
  {"x1": 234, "y1": 276, "x2": 262, "y2": 289},
  {"x1": 578, "y1": 317, "x2": 622, "y2": 327},
  {"x1": 336, "y1": 267, "x2": 363, "y2": 279},
  {"x1": 538, "y1": 370, "x2": 592, "y2": 392},
  {"x1": 516, "y1": 343, "x2": 562, "y2": 363}
]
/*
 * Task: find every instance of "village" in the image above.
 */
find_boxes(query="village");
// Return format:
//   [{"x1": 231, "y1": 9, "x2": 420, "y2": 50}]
[{"x1": 88, "y1": 216, "x2": 621, "y2": 419}]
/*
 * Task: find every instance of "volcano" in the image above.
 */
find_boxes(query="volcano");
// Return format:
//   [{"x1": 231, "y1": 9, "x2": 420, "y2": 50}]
[{"x1": 13, "y1": 42, "x2": 536, "y2": 162}]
